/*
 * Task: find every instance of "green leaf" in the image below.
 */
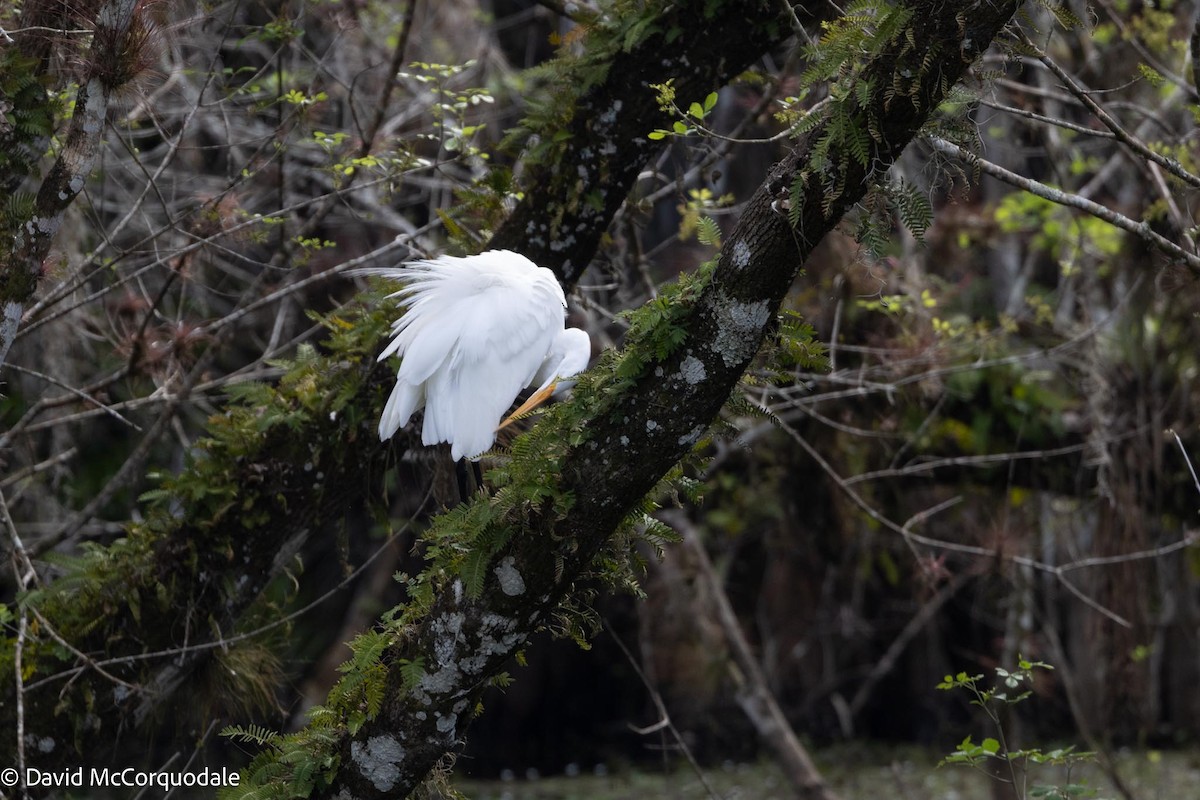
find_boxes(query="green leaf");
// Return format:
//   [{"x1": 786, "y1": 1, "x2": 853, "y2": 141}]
[
  {"x1": 688, "y1": 101, "x2": 704, "y2": 119},
  {"x1": 460, "y1": 548, "x2": 490, "y2": 598},
  {"x1": 704, "y1": 91, "x2": 718, "y2": 111},
  {"x1": 696, "y1": 216, "x2": 721, "y2": 248},
  {"x1": 399, "y1": 658, "x2": 426, "y2": 690},
  {"x1": 981, "y1": 737, "x2": 1001, "y2": 755}
]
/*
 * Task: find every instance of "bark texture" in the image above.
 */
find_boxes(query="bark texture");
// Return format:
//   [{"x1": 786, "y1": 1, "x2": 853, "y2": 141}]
[
  {"x1": 488, "y1": 2, "x2": 818, "y2": 285},
  {"x1": 0, "y1": 0, "x2": 147, "y2": 367},
  {"x1": 2, "y1": 0, "x2": 1023, "y2": 793},
  {"x1": 327, "y1": 2, "x2": 1021, "y2": 796}
]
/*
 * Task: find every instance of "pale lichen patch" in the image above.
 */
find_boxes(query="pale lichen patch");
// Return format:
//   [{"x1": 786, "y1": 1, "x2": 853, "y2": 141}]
[
  {"x1": 712, "y1": 296, "x2": 770, "y2": 367},
  {"x1": 678, "y1": 425, "x2": 705, "y2": 447},
  {"x1": 732, "y1": 239, "x2": 751, "y2": 269},
  {"x1": 494, "y1": 556, "x2": 526, "y2": 597},
  {"x1": 435, "y1": 711, "x2": 457, "y2": 734},
  {"x1": 679, "y1": 355, "x2": 706, "y2": 385},
  {"x1": 418, "y1": 663, "x2": 462, "y2": 698},
  {"x1": 430, "y1": 612, "x2": 465, "y2": 666},
  {"x1": 351, "y1": 735, "x2": 406, "y2": 792}
]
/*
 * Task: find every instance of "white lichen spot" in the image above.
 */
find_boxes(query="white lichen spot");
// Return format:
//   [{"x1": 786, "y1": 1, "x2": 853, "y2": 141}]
[
  {"x1": 620, "y1": 435, "x2": 629, "y2": 446},
  {"x1": 654, "y1": 366, "x2": 664, "y2": 377},
  {"x1": 431, "y1": 612, "x2": 465, "y2": 666},
  {"x1": 679, "y1": 355, "x2": 706, "y2": 385},
  {"x1": 732, "y1": 240, "x2": 751, "y2": 269},
  {"x1": 713, "y1": 297, "x2": 771, "y2": 367},
  {"x1": 678, "y1": 425, "x2": 705, "y2": 447},
  {"x1": 82, "y1": 79, "x2": 106, "y2": 136},
  {"x1": 435, "y1": 712, "x2": 457, "y2": 734},
  {"x1": 646, "y1": 420, "x2": 659, "y2": 432},
  {"x1": 494, "y1": 556, "x2": 526, "y2": 597},
  {"x1": 419, "y1": 664, "x2": 461, "y2": 697},
  {"x1": 351, "y1": 736, "x2": 406, "y2": 792},
  {"x1": 459, "y1": 654, "x2": 488, "y2": 675}
]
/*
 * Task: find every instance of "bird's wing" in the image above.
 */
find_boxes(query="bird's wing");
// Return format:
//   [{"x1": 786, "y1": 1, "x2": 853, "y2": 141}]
[
  {"x1": 378, "y1": 377, "x2": 423, "y2": 440},
  {"x1": 369, "y1": 252, "x2": 568, "y2": 458}
]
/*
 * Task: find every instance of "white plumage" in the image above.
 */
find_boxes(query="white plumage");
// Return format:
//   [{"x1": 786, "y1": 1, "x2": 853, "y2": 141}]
[{"x1": 365, "y1": 250, "x2": 590, "y2": 460}]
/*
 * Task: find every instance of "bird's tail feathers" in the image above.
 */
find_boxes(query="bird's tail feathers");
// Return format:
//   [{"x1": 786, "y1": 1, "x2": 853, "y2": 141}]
[{"x1": 378, "y1": 378, "x2": 423, "y2": 441}]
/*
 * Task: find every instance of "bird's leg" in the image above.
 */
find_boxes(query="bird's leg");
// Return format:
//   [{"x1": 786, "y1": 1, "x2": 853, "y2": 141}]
[
  {"x1": 454, "y1": 459, "x2": 473, "y2": 503},
  {"x1": 497, "y1": 381, "x2": 557, "y2": 431},
  {"x1": 453, "y1": 458, "x2": 485, "y2": 502}
]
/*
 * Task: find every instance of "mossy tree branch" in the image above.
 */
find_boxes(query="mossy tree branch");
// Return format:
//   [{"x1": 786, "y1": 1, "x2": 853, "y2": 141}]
[
  {"x1": 0, "y1": 0, "x2": 810, "y2": 773},
  {"x1": 0, "y1": 0, "x2": 154, "y2": 367},
  {"x1": 488, "y1": 1, "x2": 820, "y2": 285},
  {"x1": 3, "y1": 0, "x2": 1021, "y2": 792},
  {"x1": 324, "y1": 2, "x2": 1020, "y2": 797}
]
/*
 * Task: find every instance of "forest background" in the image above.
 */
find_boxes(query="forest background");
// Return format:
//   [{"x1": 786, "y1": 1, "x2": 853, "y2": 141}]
[{"x1": 2, "y1": 0, "x2": 1200, "y2": 798}]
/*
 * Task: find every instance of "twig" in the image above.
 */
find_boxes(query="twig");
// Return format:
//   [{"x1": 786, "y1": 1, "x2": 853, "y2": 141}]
[
  {"x1": 2, "y1": 490, "x2": 35, "y2": 799},
  {"x1": 359, "y1": 1, "x2": 419, "y2": 152},
  {"x1": 23, "y1": 487, "x2": 432, "y2": 692},
  {"x1": 1170, "y1": 429, "x2": 1200, "y2": 499},
  {"x1": 1017, "y1": 29, "x2": 1200, "y2": 192},
  {"x1": 928, "y1": 136, "x2": 1200, "y2": 273},
  {"x1": 769, "y1": 413, "x2": 1148, "y2": 627},
  {"x1": 977, "y1": 97, "x2": 1116, "y2": 139},
  {"x1": 28, "y1": 607, "x2": 139, "y2": 691},
  {"x1": 662, "y1": 511, "x2": 843, "y2": 800},
  {"x1": 847, "y1": 570, "x2": 973, "y2": 717},
  {"x1": 14, "y1": 607, "x2": 27, "y2": 799},
  {"x1": 4, "y1": 363, "x2": 140, "y2": 431},
  {"x1": 0, "y1": 448, "x2": 79, "y2": 491},
  {"x1": 1039, "y1": 623, "x2": 1138, "y2": 800},
  {"x1": 601, "y1": 618, "x2": 722, "y2": 800}
]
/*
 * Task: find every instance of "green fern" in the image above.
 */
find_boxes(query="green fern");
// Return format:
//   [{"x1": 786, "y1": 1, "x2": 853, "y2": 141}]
[
  {"x1": 891, "y1": 178, "x2": 933, "y2": 239},
  {"x1": 696, "y1": 216, "x2": 722, "y2": 248},
  {"x1": 220, "y1": 724, "x2": 280, "y2": 747}
]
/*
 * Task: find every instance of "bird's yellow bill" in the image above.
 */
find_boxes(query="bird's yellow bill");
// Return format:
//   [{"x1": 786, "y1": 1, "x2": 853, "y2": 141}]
[{"x1": 497, "y1": 382, "x2": 557, "y2": 431}]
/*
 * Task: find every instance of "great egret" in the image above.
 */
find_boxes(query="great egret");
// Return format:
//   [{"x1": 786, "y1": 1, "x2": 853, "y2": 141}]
[{"x1": 364, "y1": 250, "x2": 590, "y2": 460}]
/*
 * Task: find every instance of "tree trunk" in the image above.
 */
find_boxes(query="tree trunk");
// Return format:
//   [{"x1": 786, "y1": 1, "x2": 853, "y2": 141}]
[{"x1": 326, "y1": 3, "x2": 1021, "y2": 795}]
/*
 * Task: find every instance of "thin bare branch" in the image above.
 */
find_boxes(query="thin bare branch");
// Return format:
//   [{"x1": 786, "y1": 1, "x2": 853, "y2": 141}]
[{"x1": 928, "y1": 136, "x2": 1200, "y2": 273}]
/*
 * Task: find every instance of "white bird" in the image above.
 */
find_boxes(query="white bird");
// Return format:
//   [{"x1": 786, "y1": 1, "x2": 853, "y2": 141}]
[{"x1": 365, "y1": 250, "x2": 590, "y2": 460}]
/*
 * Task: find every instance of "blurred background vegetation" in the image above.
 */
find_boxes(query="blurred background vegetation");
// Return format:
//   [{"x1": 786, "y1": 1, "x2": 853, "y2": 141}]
[{"x1": 3, "y1": 0, "x2": 1200, "y2": 797}]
